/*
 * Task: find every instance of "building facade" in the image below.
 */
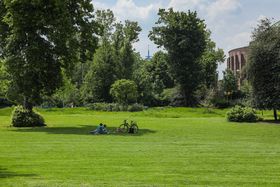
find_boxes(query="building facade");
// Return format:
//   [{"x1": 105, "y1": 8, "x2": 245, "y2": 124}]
[
  {"x1": 227, "y1": 46, "x2": 249, "y2": 88},
  {"x1": 227, "y1": 46, "x2": 248, "y2": 75}
]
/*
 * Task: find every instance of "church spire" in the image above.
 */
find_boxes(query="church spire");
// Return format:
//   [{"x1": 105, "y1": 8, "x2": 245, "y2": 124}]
[{"x1": 146, "y1": 45, "x2": 152, "y2": 60}]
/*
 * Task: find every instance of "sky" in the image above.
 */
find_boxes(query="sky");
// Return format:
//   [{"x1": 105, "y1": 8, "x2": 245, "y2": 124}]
[{"x1": 92, "y1": 0, "x2": 280, "y2": 75}]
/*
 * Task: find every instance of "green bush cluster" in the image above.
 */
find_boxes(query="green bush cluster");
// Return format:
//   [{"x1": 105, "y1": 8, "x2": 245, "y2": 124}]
[
  {"x1": 227, "y1": 105, "x2": 261, "y2": 122},
  {"x1": 87, "y1": 103, "x2": 144, "y2": 112},
  {"x1": 12, "y1": 106, "x2": 45, "y2": 127}
]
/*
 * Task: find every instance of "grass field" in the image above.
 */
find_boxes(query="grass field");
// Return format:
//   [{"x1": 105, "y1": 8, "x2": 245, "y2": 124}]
[{"x1": 1, "y1": 107, "x2": 280, "y2": 186}]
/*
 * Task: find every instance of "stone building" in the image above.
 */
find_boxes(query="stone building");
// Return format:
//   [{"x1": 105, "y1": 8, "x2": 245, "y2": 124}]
[
  {"x1": 227, "y1": 46, "x2": 249, "y2": 88},
  {"x1": 227, "y1": 46, "x2": 248, "y2": 75}
]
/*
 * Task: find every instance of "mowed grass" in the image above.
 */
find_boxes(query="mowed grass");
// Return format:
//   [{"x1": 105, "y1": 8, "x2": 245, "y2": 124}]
[{"x1": 1, "y1": 107, "x2": 280, "y2": 186}]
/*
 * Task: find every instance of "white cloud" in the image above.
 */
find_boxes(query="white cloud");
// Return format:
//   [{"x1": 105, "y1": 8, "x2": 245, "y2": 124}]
[
  {"x1": 113, "y1": 0, "x2": 158, "y2": 20},
  {"x1": 93, "y1": 1, "x2": 108, "y2": 10},
  {"x1": 167, "y1": 0, "x2": 240, "y2": 19},
  {"x1": 168, "y1": 0, "x2": 207, "y2": 11},
  {"x1": 206, "y1": 0, "x2": 240, "y2": 19},
  {"x1": 94, "y1": 0, "x2": 161, "y2": 21},
  {"x1": 225, "y1": 32, "x2": 251, "y2": 51}
]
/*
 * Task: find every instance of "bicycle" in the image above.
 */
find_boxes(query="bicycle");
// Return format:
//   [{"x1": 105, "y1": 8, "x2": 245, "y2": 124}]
[{"x1": 118, "y1": 120, "x2": 139, "y2": 133}]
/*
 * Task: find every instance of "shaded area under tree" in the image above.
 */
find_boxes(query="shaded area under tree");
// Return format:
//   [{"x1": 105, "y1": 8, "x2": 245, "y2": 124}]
[{"x1": 11, "y1": 125, "x2": 156, "y2": 137}]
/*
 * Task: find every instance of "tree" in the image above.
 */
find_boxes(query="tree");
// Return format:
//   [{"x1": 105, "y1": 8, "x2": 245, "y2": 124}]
[
  {"x1": 222, "y1": 69, "x2": 238, "y2": 101},
  {"x1": 149, "y1": 51, "x2": 174, "y2": 93},
  {"x1": 53, "y1": 73, "x2": 81, "y2": 107},
  {"x1": 248, "y1": 19, "x2": 280, "y2": 121},
  {"x1": 82, "y1": 42, "x2": 117, "y2": 103},
  {"x1": 110, "y1": 79, "x2": 138, "y2": 105},
  {"x1": 0, "y1": 59, "x2": 9, "y2": 98},
  {"x1": 0, "y1": 0, "x2": 98, "y2": 111},
  {"x1": 201, "y1": 31, "x2": 225, "y2": 89},
  {"x1": 117, "y1": 21, "x2": 141, "y2": 79},
  {"x1": 149, "y1": 9, "x2": 207, "y2": 106}
]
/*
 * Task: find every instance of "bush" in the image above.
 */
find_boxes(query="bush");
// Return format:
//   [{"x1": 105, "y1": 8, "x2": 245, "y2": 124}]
[
  {"x1": 128, "y1": 103, "x2": 145, "y2": 112},
  {"x1": 87, "y1": 103, "x2": 116, "y2": 111},
  {"x1": 110, "y1": 79, "x2": 138, "y2": 105},
  {"x1": 87, "y1": 103, "x2": 144, "y2": 112},
  {"x1": 211, "y1": 97, "x2": 230, "y2": 109},
  {"x1": 227, "y1": 105, "x2": 261, "y2": 122},
  {"x1": 12, "y1": 106, "x2": 45, "y2": 127}
]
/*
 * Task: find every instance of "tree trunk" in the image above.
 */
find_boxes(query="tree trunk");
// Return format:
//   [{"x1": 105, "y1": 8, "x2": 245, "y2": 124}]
[
  {"x1": 273, "y1": 108, "x2": 278, "y2": 121},
  {"x1": 23, "y1": 97, "x2": 33, "y2": 111}
]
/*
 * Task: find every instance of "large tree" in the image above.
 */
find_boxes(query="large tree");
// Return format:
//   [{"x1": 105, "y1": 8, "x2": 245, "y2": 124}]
[
  {"x1": 149, "y1": 8, "x2": 207, "y2": 106},
  {"x1": 201, "y1": 31, "x2": 225, "y2": 89},
  {"x1": 82, "y1": 41, "x2": 117, "y2": 103},
  {"x1": 0, "y1": 59, "x2": 9, "y2": 98},
  {"x1": 222, "y1": 69, "x2": 238, "y2": 100},
  {"x1": 117, "y1": 21, "x2": 141, "y2": 79},
  {"x1": 248, "y1": 19, "x2": 280, "y2": 121},
  {"x1": 0, "y1": 0, "x2": 98, "y2": 111}
]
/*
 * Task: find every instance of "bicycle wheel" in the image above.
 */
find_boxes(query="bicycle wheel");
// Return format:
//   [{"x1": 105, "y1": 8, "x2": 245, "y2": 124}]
[{"x1": 119, "y1": 124, "x2": 129, "y2": 133}]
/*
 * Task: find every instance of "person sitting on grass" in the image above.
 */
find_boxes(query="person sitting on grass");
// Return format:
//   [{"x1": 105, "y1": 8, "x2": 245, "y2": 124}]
[
  {"x1": 103, "y1": 124, "x2": 109, "y2": 134},
  {"x1": 90, "y1": 123, "x2": 104, "y2": 134},
  {"x1": 90, "y1": 123, "x2": 109, "y2": 135}
]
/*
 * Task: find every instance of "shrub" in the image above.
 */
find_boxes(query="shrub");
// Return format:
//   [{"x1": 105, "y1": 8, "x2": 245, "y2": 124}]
[
  {"x1": 128, "y1": 103, "x2": 144, "y2": 112},
  {"x1": 87, "y1": 103, "x2": 144, "y2": 112},
  {"x1": 212, "y1": 97, "x2": 230, "y2": 109},
  {"x1": 12, "y1": 106, "x2": 45, "y2": 127},
  {"x1": 227, "y1": 105, "x2": 260, "y2": 122},
  {"x1": 110, "y1": 79, "x2": 138, "y2": 105}
]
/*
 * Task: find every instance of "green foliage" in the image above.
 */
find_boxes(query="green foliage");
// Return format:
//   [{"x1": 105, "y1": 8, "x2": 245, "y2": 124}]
[
  {"x1": 0, "y1": 0, "x2": 98, "y2": 109},
  {"x1": 52, "y1": 73, "x2": 81, "y2": 107},
  {"x1": 118, "y1": 42, "x2": 135, "y2": 79},
  {"x1": 82, "y1": 42, "x2": 117, "y2": 103},
  {"x1": 248, "y1": 19, "x2": 280, "y2": 115},
  {"x1": 12, "y1": 106, "x2": 45, "y2": 127},
  {"x1": 132, "y1": 51, "x2": 175, "y2": 106},
  {"x1": 117, "y1": 21, "x2": 141, "y2": 80},
  {"x1": 227, "y1": 105, "x2": 260, "y2": 122},
  {"x1": 211, "y1": 97, "x2": 230, "y2": 109},
  {"x1": 201, "y1": 31, "x2": 225, "y2": 89},
  {"x1": 0, "y1": 59, "x2": 9, "y2": 97},
  {"x1": 128, "y1": 103, "x2": 145, "y2": 112},
  {"x1": 148, "y1": 51, "x2": 174, "y2": 93},
  {"x1": 87, "y1": 102, "x2": 144, "y2": 112},
  {"x1": 87, "y1": 103, "x2": 119, "y2": 111},
  {"x1": 149, "y1": 9, "x2": 207, "y2": 106},
  {"x1": 222, "y1": 69, "x2": 238, "y2": 98},
  {"x1": 110, "y1": 79, "x2": 138, "y2": 105}
]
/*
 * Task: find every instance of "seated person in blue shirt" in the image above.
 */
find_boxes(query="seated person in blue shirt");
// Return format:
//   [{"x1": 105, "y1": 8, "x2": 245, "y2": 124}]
[
  {"x1": 90, "y1": 123, "x2": 104, "y2": 134},
  {"x1": 90, "y1": 123, "x2": 109, "y2": 134}
]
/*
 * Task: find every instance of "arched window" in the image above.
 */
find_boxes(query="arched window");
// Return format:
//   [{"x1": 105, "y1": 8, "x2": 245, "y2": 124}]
[
  {"x1": 241, "y1": 54, "x2": 246, "y2": 69},
  {"x1": 235, "y1": 55, "x2": 240, "y2": 70},
  {"x1": 231, "y1": 56, "x2": 234, "y2": 70}
]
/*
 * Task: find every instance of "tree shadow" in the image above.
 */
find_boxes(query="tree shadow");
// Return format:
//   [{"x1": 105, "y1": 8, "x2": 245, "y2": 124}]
[
  {"x1": 259, "y1": 120, "x2": 280, "y2": 125},
  {"x1": 0, "y1": 167, "x2": 37, "y2": 178},
  {"x1": 11, "y1": 125, "x2": 156, "y2": 136}
]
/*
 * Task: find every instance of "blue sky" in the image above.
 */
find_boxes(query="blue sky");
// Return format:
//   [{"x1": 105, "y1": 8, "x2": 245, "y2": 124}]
[{"x1": 93, "y1": 0, "x2": 280, "y2": 74}]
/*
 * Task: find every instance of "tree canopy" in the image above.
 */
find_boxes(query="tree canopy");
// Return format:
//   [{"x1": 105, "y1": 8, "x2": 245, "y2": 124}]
[
  {"x1": 0, "y1": 0, "x2": 98, "y2": 110},
  {"x1": 149, "y1": 8, "x2": 207, "y2": 106},
  {"x1": 248, "y1": 18, "x2": 280, "y2": 120}
]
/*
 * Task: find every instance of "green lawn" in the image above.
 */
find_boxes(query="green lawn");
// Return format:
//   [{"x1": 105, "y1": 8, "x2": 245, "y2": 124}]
[{"x1": 1, "y1": 107, "x2": 280, "y2": 186}]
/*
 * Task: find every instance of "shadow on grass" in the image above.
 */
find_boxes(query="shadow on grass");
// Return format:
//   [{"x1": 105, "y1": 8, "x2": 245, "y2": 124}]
[
  {"x1": 260, "y1": 120, "x2": 280, "y2": 124},
  {"x1": 12, "y1": 125, "x2": 156, "y2": 136},
  {"x1": 0, "y1": 167, "x2": 37, "y2": 178}
]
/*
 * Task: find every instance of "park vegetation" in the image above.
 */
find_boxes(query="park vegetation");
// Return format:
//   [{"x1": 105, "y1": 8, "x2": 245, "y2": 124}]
[{"x1": 0, "y1": 1, "x2": 279, "y2": 126}]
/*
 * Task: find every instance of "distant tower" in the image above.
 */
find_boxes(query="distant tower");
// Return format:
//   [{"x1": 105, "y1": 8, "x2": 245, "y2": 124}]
[{"x1": 145, "y1": 45, "x2": 152, "y2": 60}]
